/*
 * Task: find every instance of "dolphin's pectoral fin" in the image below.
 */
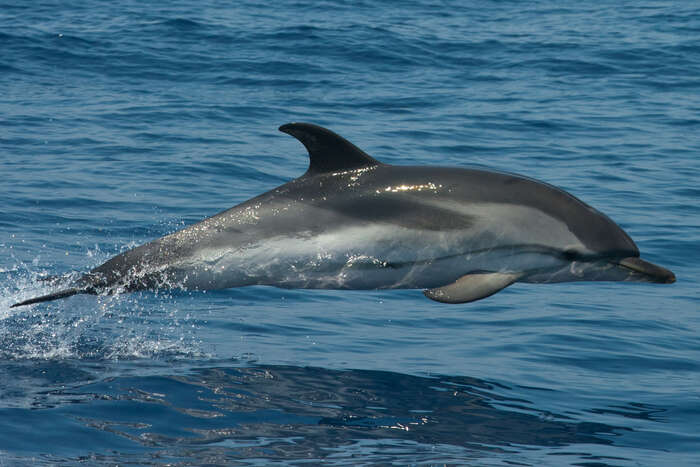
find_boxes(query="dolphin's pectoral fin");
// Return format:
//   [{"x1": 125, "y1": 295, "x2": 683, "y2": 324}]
[
  {"x1": 279, "y1": 122, "x2": 383, "y2": 175},
  {"x1": 423, "y1": 272, "x2": 522, "y2": 304}
]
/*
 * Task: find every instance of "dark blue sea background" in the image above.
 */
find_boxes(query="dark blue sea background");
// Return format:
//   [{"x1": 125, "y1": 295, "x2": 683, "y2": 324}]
[{"x1": 2, "y1": 1, "x2": 699, "y2": 465}]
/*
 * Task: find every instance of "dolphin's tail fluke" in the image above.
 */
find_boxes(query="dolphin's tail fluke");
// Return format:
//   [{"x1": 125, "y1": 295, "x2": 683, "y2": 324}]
[{"x1": 10, "y1": 288, "x2": 87, "y2": 308}]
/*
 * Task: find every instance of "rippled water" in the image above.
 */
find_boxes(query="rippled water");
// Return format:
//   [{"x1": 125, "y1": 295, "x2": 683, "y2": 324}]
[{"x1": 2, "y1": 1, "x2": 699, "y2": 465}]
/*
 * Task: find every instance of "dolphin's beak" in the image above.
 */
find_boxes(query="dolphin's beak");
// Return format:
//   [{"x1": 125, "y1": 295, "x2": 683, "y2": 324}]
[{"x1": 618, "y1": 257, "x2": 676, "y2": 283}]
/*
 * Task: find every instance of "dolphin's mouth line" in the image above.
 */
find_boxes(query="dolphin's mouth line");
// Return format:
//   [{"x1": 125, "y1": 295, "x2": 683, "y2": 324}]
[{"x1": 617, "y1": 257, "x2": 676, "y2": 284}]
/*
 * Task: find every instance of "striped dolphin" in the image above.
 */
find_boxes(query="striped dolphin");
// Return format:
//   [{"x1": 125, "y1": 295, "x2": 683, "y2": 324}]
[{"x1": 12, "y1": 123, "x2": 674, "y2": 308}]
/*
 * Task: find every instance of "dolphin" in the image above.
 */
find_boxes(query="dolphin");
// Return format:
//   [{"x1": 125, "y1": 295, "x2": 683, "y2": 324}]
[{"x1": 11, "y1": 123, "x2": 675, "y2": 308}]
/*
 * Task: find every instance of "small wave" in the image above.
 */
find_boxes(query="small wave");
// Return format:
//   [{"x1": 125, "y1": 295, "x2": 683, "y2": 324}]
[
  {"x1": 158, "y1": 18, "x2": 207, "y2": 31},
  {"x1": 0, "y1": 62, "x2": 28, "y2": 75},
  {"x1": 513, "y1": 57, "x2": 620, "y2": 76}
]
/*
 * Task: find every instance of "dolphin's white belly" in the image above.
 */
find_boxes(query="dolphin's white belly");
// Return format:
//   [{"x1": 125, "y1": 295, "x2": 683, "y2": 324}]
[{"x1": 168, "y1": 202, "x2": 578, "y2": 291}]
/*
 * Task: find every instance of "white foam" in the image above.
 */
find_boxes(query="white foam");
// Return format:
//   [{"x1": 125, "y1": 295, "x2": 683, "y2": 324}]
[{"x1": 1, "y1": 257, "x2": 206, "y2": 361}]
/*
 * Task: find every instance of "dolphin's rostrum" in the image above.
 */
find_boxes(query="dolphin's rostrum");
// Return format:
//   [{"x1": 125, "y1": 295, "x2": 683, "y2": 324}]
[{"x1": 11, "y1": 123, "x2": 675, "y2": 308}]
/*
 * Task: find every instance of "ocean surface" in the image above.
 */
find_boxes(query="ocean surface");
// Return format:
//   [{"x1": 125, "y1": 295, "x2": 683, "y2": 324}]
[{"x1": 1, "y1": 1, "x2": 699, "y2": 465}]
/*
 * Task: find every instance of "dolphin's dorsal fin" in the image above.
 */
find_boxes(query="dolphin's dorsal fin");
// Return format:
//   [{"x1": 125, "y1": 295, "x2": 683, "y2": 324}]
[{"x1": 279, "y1": 122, "x2": 382, "y2": 175}]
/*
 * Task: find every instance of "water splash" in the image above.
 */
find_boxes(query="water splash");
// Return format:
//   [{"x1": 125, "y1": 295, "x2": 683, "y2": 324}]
[{"x1": 1, "y1": 257, "x2": 206, "y2": 361}]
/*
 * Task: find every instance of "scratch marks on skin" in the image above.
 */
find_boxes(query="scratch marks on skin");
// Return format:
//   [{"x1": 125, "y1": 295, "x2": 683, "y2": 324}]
[
  {"x1": 330, "y1": 165, "x2": 379, "y2": 188},
  {"x1": 345, "y1": 254, "x2": 390, "y2": 269},
  {"x1": 331, "y1": 166, "x2": 377, "y2": 178},
  {"x1": 223, "y1": 204, "x2": 262, "y2": 225},
  {"x1": 170, "y1": 203, "x2": 264, "y2": 249},
  {"x1": 377, "y1": 182, "x2": 443, "y2": 194}
]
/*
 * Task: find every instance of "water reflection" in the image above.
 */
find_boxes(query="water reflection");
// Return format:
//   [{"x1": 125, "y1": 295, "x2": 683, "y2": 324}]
[{"x1": 36, "y1": 364, "x2": 626, "y2": 464}]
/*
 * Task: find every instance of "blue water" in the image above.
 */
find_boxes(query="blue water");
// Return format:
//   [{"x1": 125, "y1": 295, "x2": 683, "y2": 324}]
[{"x1": 2, "y1": 0, "x2": 699, "y2": 465}]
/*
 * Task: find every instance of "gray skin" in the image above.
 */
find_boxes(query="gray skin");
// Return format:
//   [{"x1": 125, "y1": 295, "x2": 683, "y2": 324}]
[{"x1": 12, "y1": 123, "x2": 675, "y2": 308}]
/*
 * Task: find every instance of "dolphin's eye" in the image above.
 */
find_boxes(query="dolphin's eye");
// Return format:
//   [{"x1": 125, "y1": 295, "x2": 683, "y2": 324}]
[{"x1": 563, "y1": 249, "x2": 581, "y2": 261}]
